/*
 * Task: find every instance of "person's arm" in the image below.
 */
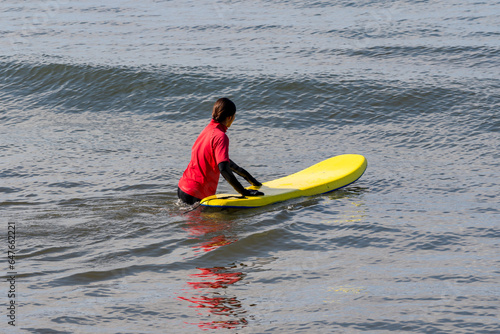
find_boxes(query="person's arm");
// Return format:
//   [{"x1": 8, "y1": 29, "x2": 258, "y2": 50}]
[
  {"x1": 229, "y1": 160, "x2": 262, "y2": 187},
  {"x1": 218, "y1": 161, "x2": 264, "y2": 196}
]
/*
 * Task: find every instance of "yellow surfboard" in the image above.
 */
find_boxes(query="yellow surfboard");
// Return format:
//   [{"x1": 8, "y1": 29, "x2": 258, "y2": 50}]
[{"x1": 200, "y1": 154, "x2": 367, "y2": 208}]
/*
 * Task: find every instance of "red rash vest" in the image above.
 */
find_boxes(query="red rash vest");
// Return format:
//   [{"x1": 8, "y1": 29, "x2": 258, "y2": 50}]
[{"x1": 178, "y1": 120, "x2": 230, "y2": 199}]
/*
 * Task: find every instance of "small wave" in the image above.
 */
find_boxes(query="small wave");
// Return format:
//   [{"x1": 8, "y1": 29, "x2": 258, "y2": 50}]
[
  {"x1": 0, "y1": 59, "x2": 228, "y2": 121},
  {"x1": 2, "y1": 57, "x2": 497, "y2": 128}
]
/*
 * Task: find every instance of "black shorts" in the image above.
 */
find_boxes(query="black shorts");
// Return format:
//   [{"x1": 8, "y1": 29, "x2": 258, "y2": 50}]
[{"x1": 177, "y1": 187, "x2": 201, "y2": 205}]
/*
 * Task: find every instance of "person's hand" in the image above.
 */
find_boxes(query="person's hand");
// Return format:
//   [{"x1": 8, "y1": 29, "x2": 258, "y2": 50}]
[{"x1": 242, "y1": 189, "x2": 264, "y2": 197}]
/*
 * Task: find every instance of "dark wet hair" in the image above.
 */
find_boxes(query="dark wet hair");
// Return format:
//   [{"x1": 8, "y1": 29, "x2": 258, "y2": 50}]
[{"x1": 212, "y1": 98, "x2": 236, "y2": 123}]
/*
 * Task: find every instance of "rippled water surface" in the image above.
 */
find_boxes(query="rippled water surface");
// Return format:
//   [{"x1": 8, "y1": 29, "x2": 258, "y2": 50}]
[{"x1": 1, "y1": 0, "x2": 499, "y2": 333}]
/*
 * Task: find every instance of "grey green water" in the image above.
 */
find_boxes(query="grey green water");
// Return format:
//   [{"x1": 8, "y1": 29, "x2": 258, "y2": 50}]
[{"x1": 1, "y1": 0, "x2": 499, "y2": 333}]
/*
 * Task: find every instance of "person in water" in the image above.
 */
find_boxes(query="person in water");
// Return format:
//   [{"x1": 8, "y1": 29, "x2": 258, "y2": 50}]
[{"x1": 178, "y1": 98, "x2": 264, "y2": 205}]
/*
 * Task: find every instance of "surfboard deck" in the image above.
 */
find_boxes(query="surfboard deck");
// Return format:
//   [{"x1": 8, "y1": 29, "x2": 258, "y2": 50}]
[{"x1": 200, "y1": 154, "x2": 367, "y2": 208}]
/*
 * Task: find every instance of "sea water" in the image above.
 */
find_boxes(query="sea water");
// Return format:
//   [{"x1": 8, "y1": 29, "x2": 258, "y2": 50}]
[{"x1": 1, "y1": 0, "x2": 499, "y2": 333}]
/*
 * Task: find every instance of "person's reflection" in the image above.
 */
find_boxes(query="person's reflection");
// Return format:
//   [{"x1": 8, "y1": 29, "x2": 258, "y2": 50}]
[
  {"x1": 178, "y1": 210, "x2": 248, "y2": 329},
  {"x1": 179, "y1": 267, "x2": 247, "y2": 329}
]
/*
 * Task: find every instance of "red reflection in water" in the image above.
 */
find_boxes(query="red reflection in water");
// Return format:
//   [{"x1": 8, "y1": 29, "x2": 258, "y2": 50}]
[
  {"x1": 187, "y1": 267, "x2": 243, "y2": 289},
  {"x1": 178, "y1": 211, "x2": 248, "y2": 329},
  {"x1": 183, "y1": 211, "x2": 238, "y2": 253},
  {"x1": 194, "y1": 234, "x2": 234, "y2": 253},
  {"x1": 178, "y1": 294, "x2": 245, "y2": 317},
  {"x1": 192, "y1": 318, "x2": 248, "y2": 330},
  {"x1": 178, "y1": 267, "x2": 247, "y2": 330}
]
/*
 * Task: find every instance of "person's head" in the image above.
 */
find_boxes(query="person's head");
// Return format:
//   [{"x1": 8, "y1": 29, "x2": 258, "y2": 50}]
[{"x1": 212, "y1": 98, "x2": 236, "y2": 126}]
